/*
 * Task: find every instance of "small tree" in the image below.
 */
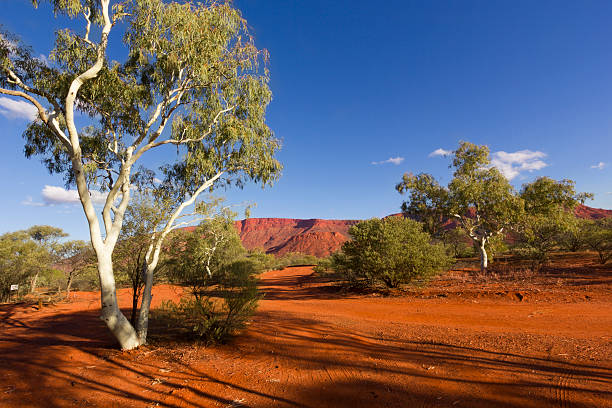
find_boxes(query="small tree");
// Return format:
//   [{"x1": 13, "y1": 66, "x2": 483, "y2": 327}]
[
  {"x1": 167, "y1": 208, "x2": 246, "y2": 298},
  {"x1": 515, "y1": 177, "x2": 591, "y2": 269},
  {"x1": 0, "y1": 231, "x2": 50, "y2": 301},
  {"x1": 162, "y1": 210, "x2": 260, "y2": 343},
  {"x1": 397, "y1": 142, "x2": 523, "y2": 272},
  {"x1": 583, "y1": 218, "x2": 612, "y2": 264},
  {"x1": 335, "y1": 217, "x2": 452, "y2": 288},
  {"x1": 1, "y1": 0, "x2": 281, "y2": 349},
  {"x1": 441, "y1": 228, "x2": 473, "y2": 258},
  {"x1": 25, "y1": 225, "x2": 68, "y2": 293},
  {"x1": 396, "y1": 173, "x2": 449, "y2": 238},
  {"x1": 514, "y1": 211, "x2": 576, "y2": 269},
  {"x1": 558, "y1": 221, "x2": 586, "y2": 252},
  {"x1": 54, "y1": 239, "x2": 95, "y2": 296}
]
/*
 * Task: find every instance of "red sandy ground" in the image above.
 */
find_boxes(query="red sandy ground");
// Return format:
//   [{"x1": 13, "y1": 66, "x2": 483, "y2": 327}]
[{"x1": 1, "y1": 256, "x2": 611, "y2": 407}]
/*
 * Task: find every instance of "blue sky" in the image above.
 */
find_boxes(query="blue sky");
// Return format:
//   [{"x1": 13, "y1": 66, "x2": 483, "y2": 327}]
[{"x1": 1, "y1": 0, "x2": 611, "y2": 240}]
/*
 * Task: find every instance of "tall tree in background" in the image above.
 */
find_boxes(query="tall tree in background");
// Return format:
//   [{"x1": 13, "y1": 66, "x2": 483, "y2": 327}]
[
  {"x1": 0, "y1": 231, "x2": 50, "y2": 301},
  {"x1": 396, "y1": 173, "x2": 448, "y2": 238},
  {"x1": 0, "y1": 0, "x2": 281, "y2": 349},
  {"x1": 397, "y1": 142, "x2": 523, "y2": 271},
  {"x1": 55, "y1": 239, "x2": 95, "y2": 296},
  {"x1": 25, "y1": 225, "x2": 68, "y2": 293},
  {"x1": 516, "y1": 177, "x2": 592, "y2": 268}
]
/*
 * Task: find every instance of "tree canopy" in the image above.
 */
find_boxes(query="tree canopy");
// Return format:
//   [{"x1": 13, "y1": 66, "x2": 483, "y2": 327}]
[
  {"x1": 397, "y1": 141, "x2": 522, "y2": 271},
  {"x1": 0, "y1": 0, "x2": 281, "y2": 349}
]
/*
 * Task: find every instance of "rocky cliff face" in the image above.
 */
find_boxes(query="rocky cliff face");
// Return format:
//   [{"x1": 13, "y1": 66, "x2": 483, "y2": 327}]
[
  {"x1": 234, "y1": 218, "x2": 359, "y2": 257},
  {"x1": 574, "y1": 204, "x2": 612, "y2": 220}
]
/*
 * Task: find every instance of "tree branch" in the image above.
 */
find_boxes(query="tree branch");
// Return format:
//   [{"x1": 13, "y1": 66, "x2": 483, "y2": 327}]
[
  {"x1": 0, "y1": 87, "x2": 72, "y2": 151},
  {"x1": 148, "y1": 105, "x2": 235, "y2": 149}
]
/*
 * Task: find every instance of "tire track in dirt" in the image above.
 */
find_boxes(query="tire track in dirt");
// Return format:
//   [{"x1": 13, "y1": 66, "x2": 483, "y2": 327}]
[{"x1": 552, "y1": 370, "x2": 575, "y2": 408}]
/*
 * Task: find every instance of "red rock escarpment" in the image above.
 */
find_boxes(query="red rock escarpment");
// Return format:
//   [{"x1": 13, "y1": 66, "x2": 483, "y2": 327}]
[
  {"x1": 234, "y1": 218, "x2": 359, "y2": 257},
  {"x1": 184, "y1": 205, "x2": 610, "y2": 258}
]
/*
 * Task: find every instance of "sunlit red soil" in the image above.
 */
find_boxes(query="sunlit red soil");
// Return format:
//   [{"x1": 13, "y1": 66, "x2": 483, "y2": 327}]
[{"x1": 1, "y1": 253, "x2": 611, "y2": 407}]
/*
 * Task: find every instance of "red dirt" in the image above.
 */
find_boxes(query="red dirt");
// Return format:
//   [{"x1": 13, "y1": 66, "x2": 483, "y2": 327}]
[{"x1": 1, "y1": 258, "x2": 611, "y2": 407}]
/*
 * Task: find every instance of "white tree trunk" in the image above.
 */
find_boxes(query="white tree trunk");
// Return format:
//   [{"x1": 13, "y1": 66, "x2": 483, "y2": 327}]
[
  {"x1": 136, "y1": 263, "x2": 155, "y2": 342},
  {"x1": 478, "y1": 239, "x2": 488, "y2": 272},
  {"x1": 97, "y1": 251, "x2": 141, "y2": 350},
  {"x1": 30, "y1": 271, "x2": 40, "y2": 293}
]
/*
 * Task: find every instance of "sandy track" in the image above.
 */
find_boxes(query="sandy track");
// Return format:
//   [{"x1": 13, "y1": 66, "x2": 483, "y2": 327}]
[{"x1": 0, "y1": 266, "x2": 611, "y2": 407}]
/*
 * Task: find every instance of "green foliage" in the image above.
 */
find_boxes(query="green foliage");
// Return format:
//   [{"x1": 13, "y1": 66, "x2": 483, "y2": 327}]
[
  {"x1": 447, "y1": 142, "x2": 523, "y2": 241},
  {"x1": 558, "y1": 223, "x2": 585, "y2": 252},
  {"x1": 245, "y1": 248, "x2": 277, "y2": 273},
  {"x1": 4, "y1": 0, "x2": 282, "y2": 196},
  {"x1": 166, "y1": 210, "x2": 247, "y2": 297},
  {"x1": 273, "y1": 252, "x2": 320, "y2": 270},
  {"x1": 515, "y1": 177, "x2": 590, "y2": 269},
  {"x1": 155, "y1": 277, "x2": 260, "y2": 344},
  {"x1": 331, "y1": 217, "x2": 453, "y2": 288},
  {"x1": 582, "y1": 218, "x2": 612, "y2": 264},
  {"x1": 441, "y1": 228, "x2": 474, "y2": 258},
  {"x1": 397, "y1": 141, "x2": 522, "y2": 271},
  {"x1": 396, "y1": 173, "x2": 449, "y2": 237},
  {"x1": 520, "y1": 177, "x2": 592, "y2": 215},
  {"x1": 0, "y1": 231, "x2": 50, "y2": 301},
  {"x1": 160, "y1": 211, "x2": 261, "y2": 343}
]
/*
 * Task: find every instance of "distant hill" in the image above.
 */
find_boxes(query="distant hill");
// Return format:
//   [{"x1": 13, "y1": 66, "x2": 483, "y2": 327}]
[
  {"x1": 231, "y1": 204, "x2": 611, "y2": 257},
  {"x1": 574, "y1": 204, "x2": 612, "y2": 220},
  {"x1": 234, "y1": 218, "x2": 359, "y2": 257}
]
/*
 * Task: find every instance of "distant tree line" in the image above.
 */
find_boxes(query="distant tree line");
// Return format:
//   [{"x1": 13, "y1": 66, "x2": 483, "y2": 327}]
[{"x1": 315, "y1": 141, "x2": 610, "y2": 290}]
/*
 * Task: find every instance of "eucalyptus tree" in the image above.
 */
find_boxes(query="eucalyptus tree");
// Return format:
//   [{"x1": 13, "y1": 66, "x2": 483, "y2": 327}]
[
  {"x1": 0, "y1": 0, "x2": 281, "y2": 349},
  {"x1": 0, "y1": 231, "x2": 50, "y2": 301},
  {"x1": 395, "y1": 173, "x2": 449, "y2": 238},
  {"x1": 516, "y1": 177, "x2": 591, "y2": 268},
  {"x1": 583, "y1": 218, "x2": 612, "y2": 264},
  {"x1": 25, "y1": 225, "x2": 68, "y2": 292},
  {"x1": 397, "y1": 142, "x2": 523, "y2": 271},
  {"x1": 55, "y1": 239, "x2": 95, "y2": 295}
]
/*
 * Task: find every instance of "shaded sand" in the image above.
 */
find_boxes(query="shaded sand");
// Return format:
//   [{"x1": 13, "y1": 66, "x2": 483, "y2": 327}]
[{"x1": 1, "y1": 264, "x2": 611, "y2": 407}]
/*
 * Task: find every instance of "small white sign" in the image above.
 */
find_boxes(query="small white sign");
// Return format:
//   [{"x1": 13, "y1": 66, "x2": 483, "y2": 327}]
[{"x1": 10, "y1": 284, "x2": 18, "y2": 291}]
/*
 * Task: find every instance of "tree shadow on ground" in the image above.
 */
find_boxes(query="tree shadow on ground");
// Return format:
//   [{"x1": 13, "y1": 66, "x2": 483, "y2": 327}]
[{"x1": 1, "y1": 285, "x2": 611, "y2": 407}]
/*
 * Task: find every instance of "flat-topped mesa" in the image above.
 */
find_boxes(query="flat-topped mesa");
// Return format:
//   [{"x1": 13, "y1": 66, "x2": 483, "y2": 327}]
[
  {"x1": 234, "y1": 218, "x2": 360, "y2": 257},
  {"x1": 181, "y1": 205, "x2": 610, "y2": 258}
]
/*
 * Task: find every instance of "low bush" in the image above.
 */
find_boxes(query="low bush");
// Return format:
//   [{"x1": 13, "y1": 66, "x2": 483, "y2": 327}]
[
  {"x1": 273, "y1": 252, "x2": 320, "y2": 270},
  {"x1": 155, "y1": 271, "x2": 260, "y2": 344},
  {"x1": 326, "y1": 217, "x2": 453, "y2": 288}
]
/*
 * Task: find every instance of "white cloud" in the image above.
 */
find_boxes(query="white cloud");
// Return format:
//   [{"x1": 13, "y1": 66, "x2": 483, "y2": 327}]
[
  {"x1": 590, "y1": 162, "x2": 606, "y2": 170},
  {"x1": 490, "y1": 150, "x2": 548, "y2": 180},
  {"x1": 371, "y1": 156, "x2": 404, "y2": 165},
  {"x1": 0, "y1": 97, "x2": 38, "y2": 121},
  {"x1": 41, "y1": 185, "x2": 108, "y2": 205},
  {"x1": 153, "y1": 177, "x2": 163, "y2": 184},
  {"x1": 428, "y1": 148, "x2": 452, "y2": 158},
  {"x1": 21, "y1": 196, "x2": 45, "y2": 207}
]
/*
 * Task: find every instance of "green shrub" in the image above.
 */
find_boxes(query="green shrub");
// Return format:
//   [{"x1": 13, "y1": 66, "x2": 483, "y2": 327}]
[
  {"x1": 273, "y1": 252, "x2": 320, "y2": 270},
  {"x1": 441, "y1": 228, "x2": 474, "y2": 258},
  {"x1": 583, "y1": 218, "x2": 612, "y2": 264},
  {"x1": 245, "y1": 248, "x2": 277, "y2": 273},
  {"x1": 161, "y1": 215, "x2": 262, "y2": 343},
  {"x1": 155, "y1": 267, "x2": 260, "y2": 344},
  {"x1": 332, "y1": 217, "x2": 453, "y2": 288},
  {"x1": 513, "y1": 211, "x2": 575, "y2": 270}
]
